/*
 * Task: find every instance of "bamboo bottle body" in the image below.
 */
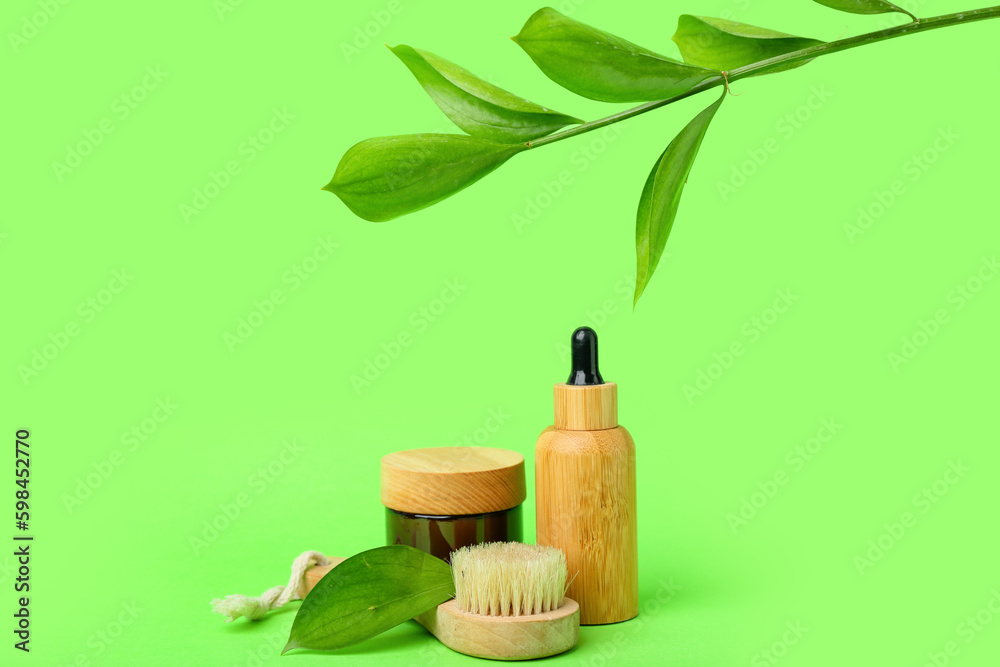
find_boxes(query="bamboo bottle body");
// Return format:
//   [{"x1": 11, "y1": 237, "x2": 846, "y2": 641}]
[{"x1": 535, "y1": 425, "x2": 638, "y2": 625}]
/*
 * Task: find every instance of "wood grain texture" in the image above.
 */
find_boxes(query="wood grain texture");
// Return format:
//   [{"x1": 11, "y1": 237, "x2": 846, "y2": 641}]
[
  {"x1": 300, "y1": 558, "x2": 579, "y2": 660},
  {"x1": 297, "y1": 556, "x2": 346, "y2": 599},
  {"x1": 415, "y1": 598, "x2": 579, "y2": 661},
  {"x1": 381, "y1": 447, "x2": 526, "y2": 515},
  {"x1": 554, "y1": 383, "x2": 618, "y2": 431},
  {"x1": 535, "y1": 426, "x2": 638, "y2": 625}
]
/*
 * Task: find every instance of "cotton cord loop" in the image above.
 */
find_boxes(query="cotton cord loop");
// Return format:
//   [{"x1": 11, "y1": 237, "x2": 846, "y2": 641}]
[{"x1": 211, "y1": 551, "x2": 329, "y2": 622}]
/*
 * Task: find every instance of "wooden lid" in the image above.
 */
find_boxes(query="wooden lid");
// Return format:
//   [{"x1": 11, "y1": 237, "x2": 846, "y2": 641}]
[
  {"x1": 553, "y1": 382, "x2": 618, "y2": 430},
  {"x1": 381, "y1": 447, "x2": 526, "y2": 515}
]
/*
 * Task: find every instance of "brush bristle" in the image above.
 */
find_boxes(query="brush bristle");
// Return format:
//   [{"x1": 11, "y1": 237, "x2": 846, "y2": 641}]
[{"x1": 450, "y1": 542, "x2": 568, "y2": 617}]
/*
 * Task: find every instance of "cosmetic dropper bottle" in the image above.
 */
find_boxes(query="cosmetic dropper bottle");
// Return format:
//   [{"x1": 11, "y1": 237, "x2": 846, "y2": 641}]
[{"x1": 535, "y1": 327, "x2": 638, "y2": 625}]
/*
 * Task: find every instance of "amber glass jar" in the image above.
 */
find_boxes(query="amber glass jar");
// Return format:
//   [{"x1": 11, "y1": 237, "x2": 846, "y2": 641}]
[{"x1": 381, "y1": 447, "x2": 526, "y2": 562}]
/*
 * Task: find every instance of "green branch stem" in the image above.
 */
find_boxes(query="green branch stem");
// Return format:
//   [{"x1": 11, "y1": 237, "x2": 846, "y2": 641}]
[{"x1": 527, "y1": 5, "x2": 1000, "y2": 149}]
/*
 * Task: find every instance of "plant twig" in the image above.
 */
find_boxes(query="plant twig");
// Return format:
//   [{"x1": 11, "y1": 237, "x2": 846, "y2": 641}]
[{"x1": 528, "y1": 6, "x2": 1000, "y2": 149}]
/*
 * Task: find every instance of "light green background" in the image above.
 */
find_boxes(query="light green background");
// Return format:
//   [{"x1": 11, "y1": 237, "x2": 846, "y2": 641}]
[{"x1": 4, "y1": 1, "x2": 999, "y2": 665}]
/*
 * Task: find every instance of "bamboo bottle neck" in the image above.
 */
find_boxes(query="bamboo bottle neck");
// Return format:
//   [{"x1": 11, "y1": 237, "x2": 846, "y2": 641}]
[{"x1": 553, "y1": 382, "x2": 618, "y2": 430}]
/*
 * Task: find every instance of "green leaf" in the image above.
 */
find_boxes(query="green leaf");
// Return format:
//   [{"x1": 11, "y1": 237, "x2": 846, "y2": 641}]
[
  {"x1": 389, "y1": 45, "x2": 582, "y2": 144},
  {"x1": 672, "y1": 16, "x2": 824, "y2": 74},
  {"x1": 325, "y1": 134, "x2": 524, "y2": 222},
  {"x1": 512, "y1": 7, "x2": 718, "y2": 103},
  {"x1": 811, "y1": 0, "x2": 916, "y2": 19},
  {"x1": 634, "y1": 91, "x2": 725, "y2": 305},
  {"x1": 283, "y1": 545, "x2": 454, "y2": 653}
]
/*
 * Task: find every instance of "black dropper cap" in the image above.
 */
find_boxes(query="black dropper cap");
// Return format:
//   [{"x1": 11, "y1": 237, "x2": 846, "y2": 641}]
[{"x1": 567, "y1": 327, "x2": 604, "y2": 386}]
